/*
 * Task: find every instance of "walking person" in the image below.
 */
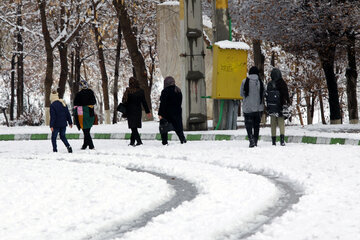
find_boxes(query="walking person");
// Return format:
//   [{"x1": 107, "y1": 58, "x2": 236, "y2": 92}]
[
  {"x1": 73, "y1": 80, "x2": 97, "y2": 150},
  {"x1": 122, "y1": 77, "x2": 151, "y2": 146},
  {"x1": 158, "y1": 76, "x2": 186, "y2": 145},
  {"x1": 240, "y1": 66, "x2": 264, "y2": 148},
  {"x1": 50, "y1": 91, "x2": 73, "y2": 153},
  {"x1": 266, "y1": 68, "x2": 290, "y2": 146}
]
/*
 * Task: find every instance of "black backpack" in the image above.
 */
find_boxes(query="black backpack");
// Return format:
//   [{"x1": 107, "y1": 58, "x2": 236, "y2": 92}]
[{"x1": 266, "y1": 81, "x2": 281, "y2": 116}]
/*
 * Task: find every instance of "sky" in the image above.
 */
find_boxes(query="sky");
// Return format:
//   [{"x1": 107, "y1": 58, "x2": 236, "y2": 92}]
[{"x1": 1, "y1": 122, "x2": 360, "y2": 239}]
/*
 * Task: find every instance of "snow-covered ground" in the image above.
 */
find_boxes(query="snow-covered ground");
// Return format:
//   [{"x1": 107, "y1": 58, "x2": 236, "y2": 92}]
[{"x1": 1, "y1": 122, "x2": 360, "y2": 240}]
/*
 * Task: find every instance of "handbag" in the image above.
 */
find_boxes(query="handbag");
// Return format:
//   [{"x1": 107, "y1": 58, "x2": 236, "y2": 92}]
[
  {"x1": 159, "y1": 118, "x2": 174, "y2": 134},
  {"x1": 117, "y1": 103, "x2": 127, "y2": 115}
]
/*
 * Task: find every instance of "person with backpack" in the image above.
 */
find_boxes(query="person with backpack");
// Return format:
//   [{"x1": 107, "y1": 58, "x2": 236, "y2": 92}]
[
  {"x1": 240, "y1": 66, "x2": 264, "y2": 147},
  {"x1": 266, "y1": 68, "x2": 290, "y2": 146},
  {"x1": 49, "y1": 91, "x2": 73, "y2": 153}
]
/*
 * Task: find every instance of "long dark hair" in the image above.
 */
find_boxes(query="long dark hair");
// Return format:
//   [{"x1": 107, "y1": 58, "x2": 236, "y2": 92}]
[
  {"x1": 122, "y1": 77, "x2": 140, "y2": 103},
  {"x1": 244, "y1": 66, "x2": 264, "y2": 103}
]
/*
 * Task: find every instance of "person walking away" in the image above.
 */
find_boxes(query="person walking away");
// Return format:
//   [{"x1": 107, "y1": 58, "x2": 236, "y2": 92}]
[
  {"x1": 240, "y1": 66, "x2": 264, "y2": 147},
  {"x1": 73, "y1": 80, "x2": 97, "y2": 150},
  {"x1": 158, "y1": 76, "x2": 186, "y2": 145},
  {"x1": 50, "y1": 91, "x2": 73, "y2": 153},
  {"x1": 266, "y1": 68, "x2": 290, "y2": 146},
  {"x1": 122, "y1": 77, "x2": 151, "y2": 146}
]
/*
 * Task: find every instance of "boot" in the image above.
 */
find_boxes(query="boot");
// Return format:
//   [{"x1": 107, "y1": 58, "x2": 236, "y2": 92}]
[
  {"x1": 129, "y1": 134, "x2": 135, "y2": 146},
  {"x1": 272, "y1": 136, "x2": 276, "y2": 146},
  {"x1": 280, "y1": 134, "x2": 286, "y2": 146},
  {"x1": 249, "y1": 136, "x2": 255, "y2": 148},
  {"x1": 67, "y1": 146, "x2": 73, "y2": 153},
  {"x1": 254, "y1": 128, "x2": 259, "y2": 147}
]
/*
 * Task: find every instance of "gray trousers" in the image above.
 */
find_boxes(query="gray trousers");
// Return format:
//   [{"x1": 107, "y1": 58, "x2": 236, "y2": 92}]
[{"x1": 270, "y1": 116, "x2": 285, "y2": 136}]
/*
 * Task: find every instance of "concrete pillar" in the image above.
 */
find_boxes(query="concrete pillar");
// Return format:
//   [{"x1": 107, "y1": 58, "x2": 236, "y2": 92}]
[{"x1": 179, "y1": 0, "x2": 207, "y2": 131}]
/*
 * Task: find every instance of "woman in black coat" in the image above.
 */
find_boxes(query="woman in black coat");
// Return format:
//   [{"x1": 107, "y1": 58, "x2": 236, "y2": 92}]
[
  {"x1": 158, "y1": 76, "x2": 186, "y2": 145},
  {"x1": 122, "y1": 77, "x2": 151, "y2": 146}
]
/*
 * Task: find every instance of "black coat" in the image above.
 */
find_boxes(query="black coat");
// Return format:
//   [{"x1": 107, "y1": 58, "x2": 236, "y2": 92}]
[
  {"x1": 74, "y1": 89, "x2": 97, "y2": 106},
  {"x1": 158, "y1": 85, "x2": 183, "y2": 132},
  {"x1": 50, "y1": 101, "x2": 73, "y2": 128},
  {"x1": 126, "y1": 89, "x2": 150, "y2": 128}
]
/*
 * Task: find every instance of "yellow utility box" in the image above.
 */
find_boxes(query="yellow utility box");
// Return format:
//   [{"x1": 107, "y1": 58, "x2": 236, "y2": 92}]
[{"x1": 212, "y1": 40, "x2": 250, "y2": 99}]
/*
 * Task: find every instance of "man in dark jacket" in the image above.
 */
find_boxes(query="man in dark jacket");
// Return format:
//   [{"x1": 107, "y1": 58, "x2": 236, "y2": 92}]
[
  {"x1": 158, "y1": 76, "x2": 186, "y2": 145},
  {"x1": 50, "y1": 91, "x2": 73, "y2": 153}
]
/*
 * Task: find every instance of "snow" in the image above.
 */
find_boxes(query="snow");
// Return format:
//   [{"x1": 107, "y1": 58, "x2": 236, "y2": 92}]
[
  {"x1": 203, "y1": 15, "x2": 213, "y2": 29},
  {"x1": 158, "y1": 1, "x2": 180, "y2": 6},
  {"x1": 215, "y1": 40, "x2": 250, "y2": 50},
  {"x1": 1, "y1": 122, "x2": 360, "y2": 239}
]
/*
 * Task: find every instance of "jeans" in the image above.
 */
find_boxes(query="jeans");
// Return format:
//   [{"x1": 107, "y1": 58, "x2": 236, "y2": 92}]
[
  {"x1": 244, "y1": 112, "x2": 262, "y2": 141},
  {"x1": 51, "y1": 127, "x2": 70, "y2": 151}
]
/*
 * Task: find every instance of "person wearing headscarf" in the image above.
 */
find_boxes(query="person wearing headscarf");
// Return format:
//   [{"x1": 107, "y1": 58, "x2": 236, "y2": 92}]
[
  {"x1": 158, "y1": 76, "x2": 186, "y2": 145},
  {"x1": 240, "y1": 66, "x2": 264, "y2": 147},
  {"x1": 50, "y1": 91, "x2": 73, "y2": 153},
  {"x1": 73, "y1": 79, "x2": 97, "y2": 150},
  {"x1": 266, "y1": 68, "x2": 290, "y2": 146},
  {"x1": 122, "y1": 77, "x2": 151, "y2": 146}
]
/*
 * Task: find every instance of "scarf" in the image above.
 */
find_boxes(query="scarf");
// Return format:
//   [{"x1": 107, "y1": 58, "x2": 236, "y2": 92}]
[{"x1": 50, "y1": 92, "x2": 66, "y2": 107}]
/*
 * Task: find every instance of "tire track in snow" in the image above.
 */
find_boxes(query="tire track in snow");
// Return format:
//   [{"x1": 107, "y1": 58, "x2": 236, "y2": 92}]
[
  {"x1": 60, "y1": 155, "x2": 302, "y2": 240},
  {"x1": 84, "y1": 168, "x2": 198, "y2": 240},
  {"x1": 229, "y1": 169, "x2": 303, "y2": 239}
]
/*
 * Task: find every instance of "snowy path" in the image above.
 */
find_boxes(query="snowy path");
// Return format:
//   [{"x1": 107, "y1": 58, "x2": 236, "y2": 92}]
[
  {"x1": 84, "y1": 168, "x2": 197, "y2": 240},
  {"x1": 1, "y1": 138, "x2": 360, "y2": 239}
]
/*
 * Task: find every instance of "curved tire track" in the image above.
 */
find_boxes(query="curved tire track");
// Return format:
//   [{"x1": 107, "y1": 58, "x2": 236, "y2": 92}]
[
  {"x1": 69, "y1": 156, "x2": 302, "y2": 240},
  {"x1": 84, "y1": 168, "x2": 197, "y2": 240},
  {"x1": 232, "y1": 169, "x2": 303, "y2": 239}
]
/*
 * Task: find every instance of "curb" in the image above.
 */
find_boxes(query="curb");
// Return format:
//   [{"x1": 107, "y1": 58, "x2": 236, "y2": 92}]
[{"x1": 0, "y1": 133, "x2": 359, "y2": 146}]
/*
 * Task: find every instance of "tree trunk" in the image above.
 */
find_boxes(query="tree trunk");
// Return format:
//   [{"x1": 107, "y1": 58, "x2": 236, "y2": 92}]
[
  {"x1": 16, "y1": 2, "x2": 24, "y2": 118},
  {"x1": 57, "y1": 43, "x2": 68, "y2": 99},
  {"x1": 310, "y1": 92, "x2": 316, "y2": 125},
  {"x1": 10, "y1": 54, "x2": 16, "y2": 121},
  {"x1": 113, "y1": 1, "x2": 152, "y2": 113},
  {"x1": 93, "y1": 5, "x2": 110, "y2": 124},
  {"x1": 345, "y1": 32, "x2": 358, "y2": 124},
  {"x1": 318, "y1": 46, "x2": 341, "y2": 124},
  {"x1": 305, "y1": 94, "x2": 311, "y2": 125},
  {"x1": 113, "y1": 18, "x2": 122, "y2": 124},
  {"x1": 318, "y1": 90, "x2": 326, "y2": 124},
  {"x1": 73, "y1": 37, "x2": 82, "y2": 103},
  {"x1": 296, "y1": 89, "x2": 304, "y2": 126},
  {"x1": 253, "y1": 39, "x2": 265, "y2": 81},
  {"x1": 38, "y1": 0, "x2": 54, "y2": 125}
]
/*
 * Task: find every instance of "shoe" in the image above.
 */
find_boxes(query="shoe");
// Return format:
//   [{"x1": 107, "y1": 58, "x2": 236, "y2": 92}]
[
  {"x1": 67, "y1": 146, "x2": 73, "y2": 153},
  {"x1": 135, "y1": 142, "x2": 143, "y2": 146},
  {"x1": 249, "y1": 138, "x2": 255, "y2": 148},
  {"x1": 181, "y1": 139, "x2": 187, "y2": 144},
  {"x1": 280, "y1": 135, "x2": 286, "y2": 146},
  {"x1": 272, "y1": 136, "x2": 276, "y2": 146},
  {"x1": 53, "y1": 149, "x2": 57, "y2": 152},
  {"x1": 81, "y1": 145, "x2": 87, "y2": 150}
]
